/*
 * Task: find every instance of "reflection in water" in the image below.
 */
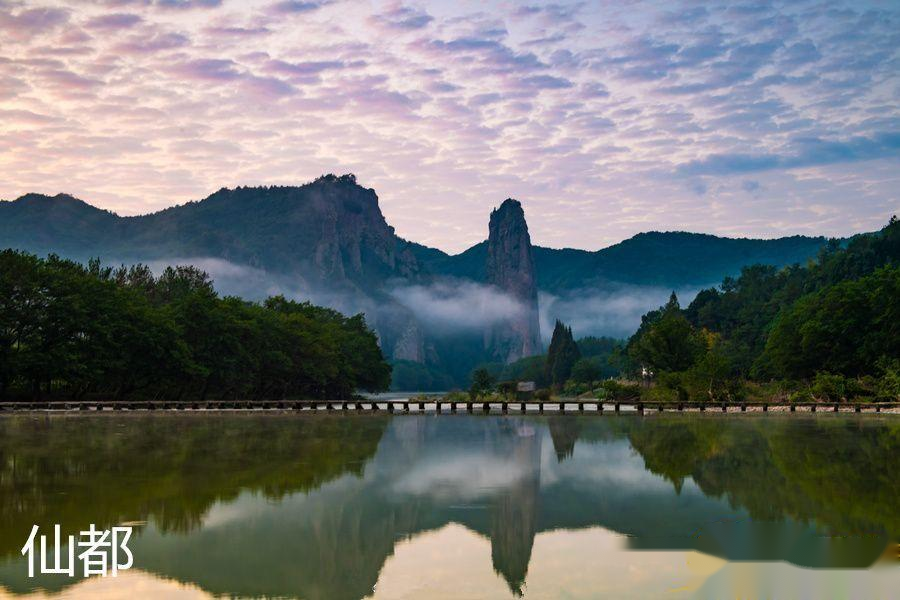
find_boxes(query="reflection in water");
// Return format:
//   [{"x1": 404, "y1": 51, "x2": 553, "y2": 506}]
[{"x1": 0, "y1": 414, "x2": 898, "y2": 599}]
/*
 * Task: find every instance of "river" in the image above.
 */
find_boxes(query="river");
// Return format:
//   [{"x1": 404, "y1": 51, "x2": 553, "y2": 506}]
[{"x1": 0, "y1": 413, "x2": 897, "y2": 599}]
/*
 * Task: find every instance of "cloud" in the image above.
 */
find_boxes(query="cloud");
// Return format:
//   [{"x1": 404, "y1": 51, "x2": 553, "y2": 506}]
[
  {"x1": 468, "y1": 92, "x2": 503, "y2": 106},
  {"x1": 391, "y1": 451, "x2": 531, "y2": 501},
  {"x1": 0, "y1": 76, "x2": 31, "y2": 100},
  {"x1": 418, "y1": 37, "x2": 547, "y2": 73},
  {"x1": 241, "y1": 75, "x2": 295, "y2": 98},
  {"x1": 85, "y1": 13, "x2": 143, "y2": 30},
  {"x1": 517, "y1": 74, "x2": 573, "y2": 90},
  {"x1": 539, "y1": 286, "x2": 703, "y2": 341},
  {"x1": 2, "y1": 1, "x2": 899, "y2": 253},
  {"x1": 678, "y1": 132, "x2": 900, "y2": 176},
  {"x1": 781, "y1": 40, "x2": 821, "y2": 67},
  {"x1": 37, "y1": 67, "x2": 102, "y2": 92},
  {"x1": 204, "y1": 25, "x2": 271, "y2": 37},
  {"x1": 0, "y1": 108, "x2": 59, "y2": 125},
  {"x1": 370, "y1": 5, "x2": 433, "y2": 31},
  {"x1": 514, "y1": 3, "x2": 584, "y2": 25},
  {"x1": 265, "y1": 59, "x2": 351, "y2": 77},
  {"x1": 690, "y1": 180, "x2": 708, "y2": 196},
  {"x1": 156, "y1": 0, "x2": 222, "y2": 8},
  {"x1": 267, "y1": 0, "x2": 326, "y2": 15},
  {"x1": 115, "y1": 31, "x2": 189, "y2": 53},
  {"x1": 0, "y1": 6, "x2": 69, "y2": 41},
  {"x1": 388, "y1": 279, "x2": 526, "y2": 333},
  {"x1": 171, "y1": 58, "x2": 241, "y2": 81}
]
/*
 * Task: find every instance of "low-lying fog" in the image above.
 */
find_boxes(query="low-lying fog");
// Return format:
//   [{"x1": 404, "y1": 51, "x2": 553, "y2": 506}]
[{"x1": 136, "y1": 257, "x2": 707, "y2": 344}]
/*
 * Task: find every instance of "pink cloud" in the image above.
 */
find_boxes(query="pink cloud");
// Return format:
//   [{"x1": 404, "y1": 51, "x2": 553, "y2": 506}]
[
  {"x1": 86, "y1": 13, "x2": 143, "y2": 30},
  {"x1": 0, "y1": 0, "x2": 897, "y2": 253},
  {"x1": 115, "y1": 30, "x2": 190, "y2": 54},
  {"x1": 171, "y1": 58, "x2": 241, "y2": 81},
  {"x1": 0, "y1": 6, "x2": 69, "y2": 41}
]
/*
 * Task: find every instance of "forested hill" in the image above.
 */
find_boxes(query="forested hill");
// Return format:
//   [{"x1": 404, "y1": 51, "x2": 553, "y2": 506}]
[
  {"x1": 623, "y1": 217, "x2": 899, "y2": 403},
  {"x1": 411, "y1": 232, "x2": 830, "y2": 289}
]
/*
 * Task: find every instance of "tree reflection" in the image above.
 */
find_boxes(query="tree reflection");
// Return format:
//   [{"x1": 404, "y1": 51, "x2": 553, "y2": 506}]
[{"x1": 0, "y1": 414, "x2": 897, "y2": 599}]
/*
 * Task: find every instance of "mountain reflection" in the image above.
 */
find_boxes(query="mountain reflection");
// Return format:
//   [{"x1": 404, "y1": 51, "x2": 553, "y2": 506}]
[{"x1": 0, "y1": 414, "x2": 898, "y2": 599}]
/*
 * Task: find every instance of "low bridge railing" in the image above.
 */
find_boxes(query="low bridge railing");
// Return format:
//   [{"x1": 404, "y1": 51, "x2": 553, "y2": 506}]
[{"x1": 1, "y1": 399, "x2": 898, "y2": 414}]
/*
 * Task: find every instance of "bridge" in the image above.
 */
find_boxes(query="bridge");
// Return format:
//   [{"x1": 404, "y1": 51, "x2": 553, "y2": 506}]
[{"x1": 1, "y1": 399, "x2": 898, "y2": 414}]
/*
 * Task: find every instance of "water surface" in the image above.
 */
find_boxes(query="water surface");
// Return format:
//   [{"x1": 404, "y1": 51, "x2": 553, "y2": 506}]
[{"x1": 0, "y1": 413, "x2": 897, "y2": 599}]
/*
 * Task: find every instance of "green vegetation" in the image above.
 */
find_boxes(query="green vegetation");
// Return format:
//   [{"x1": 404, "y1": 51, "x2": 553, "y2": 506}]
[
  {"x1": 545, "y1": 320, "x2": 580, "y2": 387},
  {"x1": 573, "y1": 336, "x2": 622, "y2": 378},
  {"x1": 0, "y1": 251, "x2": 390, "y2": 401},
  {"x1": 469, "y1": 367, "x2": 495, "y2": 400},
  {"x1": 620, "y1": 217, "x2": 900, "y2": 403}
]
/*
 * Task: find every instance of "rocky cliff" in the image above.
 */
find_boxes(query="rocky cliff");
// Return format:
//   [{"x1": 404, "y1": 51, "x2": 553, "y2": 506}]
[{"x1": 484, "y1": 199, "x2": 543, "y2": 363}]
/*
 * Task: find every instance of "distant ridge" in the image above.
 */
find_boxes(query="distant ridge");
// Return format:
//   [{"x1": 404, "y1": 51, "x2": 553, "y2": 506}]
[
  {"x1": 2, "y1": 178, "x2": 832, "y2": 290},
  {"x1": 409, "y1": 231, "x2": 830, "y2": 289}
]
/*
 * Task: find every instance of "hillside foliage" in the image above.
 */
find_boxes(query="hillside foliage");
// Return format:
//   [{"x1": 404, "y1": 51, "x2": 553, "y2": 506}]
[
  {"x1": 625, "y1": 217, "x2": 900, "y2": 402},
  {"x1": 0, "y1": 251, "x2": 390, "y2": 401}
]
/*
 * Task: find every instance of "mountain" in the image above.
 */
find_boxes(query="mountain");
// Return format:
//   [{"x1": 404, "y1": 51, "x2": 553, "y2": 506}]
[
  {"x1": 484, "y1": 199, "x2": 542, "y2": 363},
  {"x1": 1, "y1": 177, "x2": 829, "y2": 293},
  {"x1": 1, "y1": 175, "x2": 422, "y2": 292},
  {"x1": 412, "y1": 231, "x2": 829, "y2": 290},
  {"x1": 1, "y1": 174, "x2": 836, "y2": 386}
]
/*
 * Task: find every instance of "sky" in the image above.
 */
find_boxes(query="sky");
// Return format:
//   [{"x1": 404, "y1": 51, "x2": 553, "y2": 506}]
[{"x1": 1, "y1": 0, "x2": 899, "y2": 253}]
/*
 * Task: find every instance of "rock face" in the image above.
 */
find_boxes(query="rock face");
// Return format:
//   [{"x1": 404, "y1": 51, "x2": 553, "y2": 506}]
[{"x1": 484, "y1": 199, "x2": 542, "y2": 363}]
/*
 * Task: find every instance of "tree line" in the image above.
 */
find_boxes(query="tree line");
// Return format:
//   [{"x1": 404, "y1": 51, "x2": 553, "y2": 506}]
[
  {"x1": 624, "y1": 217, "x2": 900, "y2": 402},
  {"x1": 0, "y1": 251, "x2": 391, "y2": 401}
]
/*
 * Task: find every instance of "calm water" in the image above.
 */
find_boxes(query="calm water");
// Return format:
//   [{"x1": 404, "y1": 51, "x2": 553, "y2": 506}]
[{"x1": 0, "y1": 414, "x2": 898, "y2": 599}]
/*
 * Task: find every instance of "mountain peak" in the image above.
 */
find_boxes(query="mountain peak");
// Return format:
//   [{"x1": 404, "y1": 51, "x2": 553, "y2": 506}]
[
  {"x1": 492, "y1": 198, "x2": 524, "y2": 220},
  {"x1": 314, "y1": 173, "x2": 359, "y2": 187},
  {"x1": 486, "y1": 196, "x2": 541, "y2": 363}
]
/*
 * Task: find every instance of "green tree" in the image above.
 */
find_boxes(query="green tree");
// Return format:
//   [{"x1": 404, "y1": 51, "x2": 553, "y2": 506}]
[
  {"x1": 757, "y1": 266, "x2": 900, "y2": 379},
  {"x1": 682, "y1": 331, "x2": 735, "y2": 401},
  {"x1": 469, "y1": 367, "x2": 495, "y2": 400},
  {"x1": 628, "y1": 293, "x2": 703, "y2": 374},
  {"x1": 575, "y1": 336, "x2": 623, "y2": 379},
  {"x1": 545, "y1": 320, "x2": 581, "y2": 387},
  {"x1": 570, "y1": 357, "x2": 602, "y2": 389},
  {"x1": 0, "y1": 251, "x2": 391, "y2": 402}
]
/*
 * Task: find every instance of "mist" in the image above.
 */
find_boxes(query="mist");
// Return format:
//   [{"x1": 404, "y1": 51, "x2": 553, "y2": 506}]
[
  {"x1": 387, "y1": 279, "x2": 526, "y2": 334},
  {"x1": 538, "y1": 284, "x2": 707, "y2": 342},
  {"x1": 129, "y1": 256, "x2": 708, "y2": 348},
  {"x1": 144, "y1": 257, "x2": 302, "y2": 300},
  {"x1": 136, "y1": 257, "x2": 375, "y2": 318}
]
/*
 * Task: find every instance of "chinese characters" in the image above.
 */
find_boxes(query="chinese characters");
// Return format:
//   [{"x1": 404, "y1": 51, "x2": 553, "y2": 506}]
[{"x1": 21, "y1": 524, "x2": 133, "y2": 578}]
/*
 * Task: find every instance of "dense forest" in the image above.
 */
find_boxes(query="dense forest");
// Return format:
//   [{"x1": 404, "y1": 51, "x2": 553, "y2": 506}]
[
  {"x1": 621, "y1": 217, "x2": 900, "y2": 403},
  {"x1": 0, "y1": 251, "x2": 391, "y2": 401}
]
